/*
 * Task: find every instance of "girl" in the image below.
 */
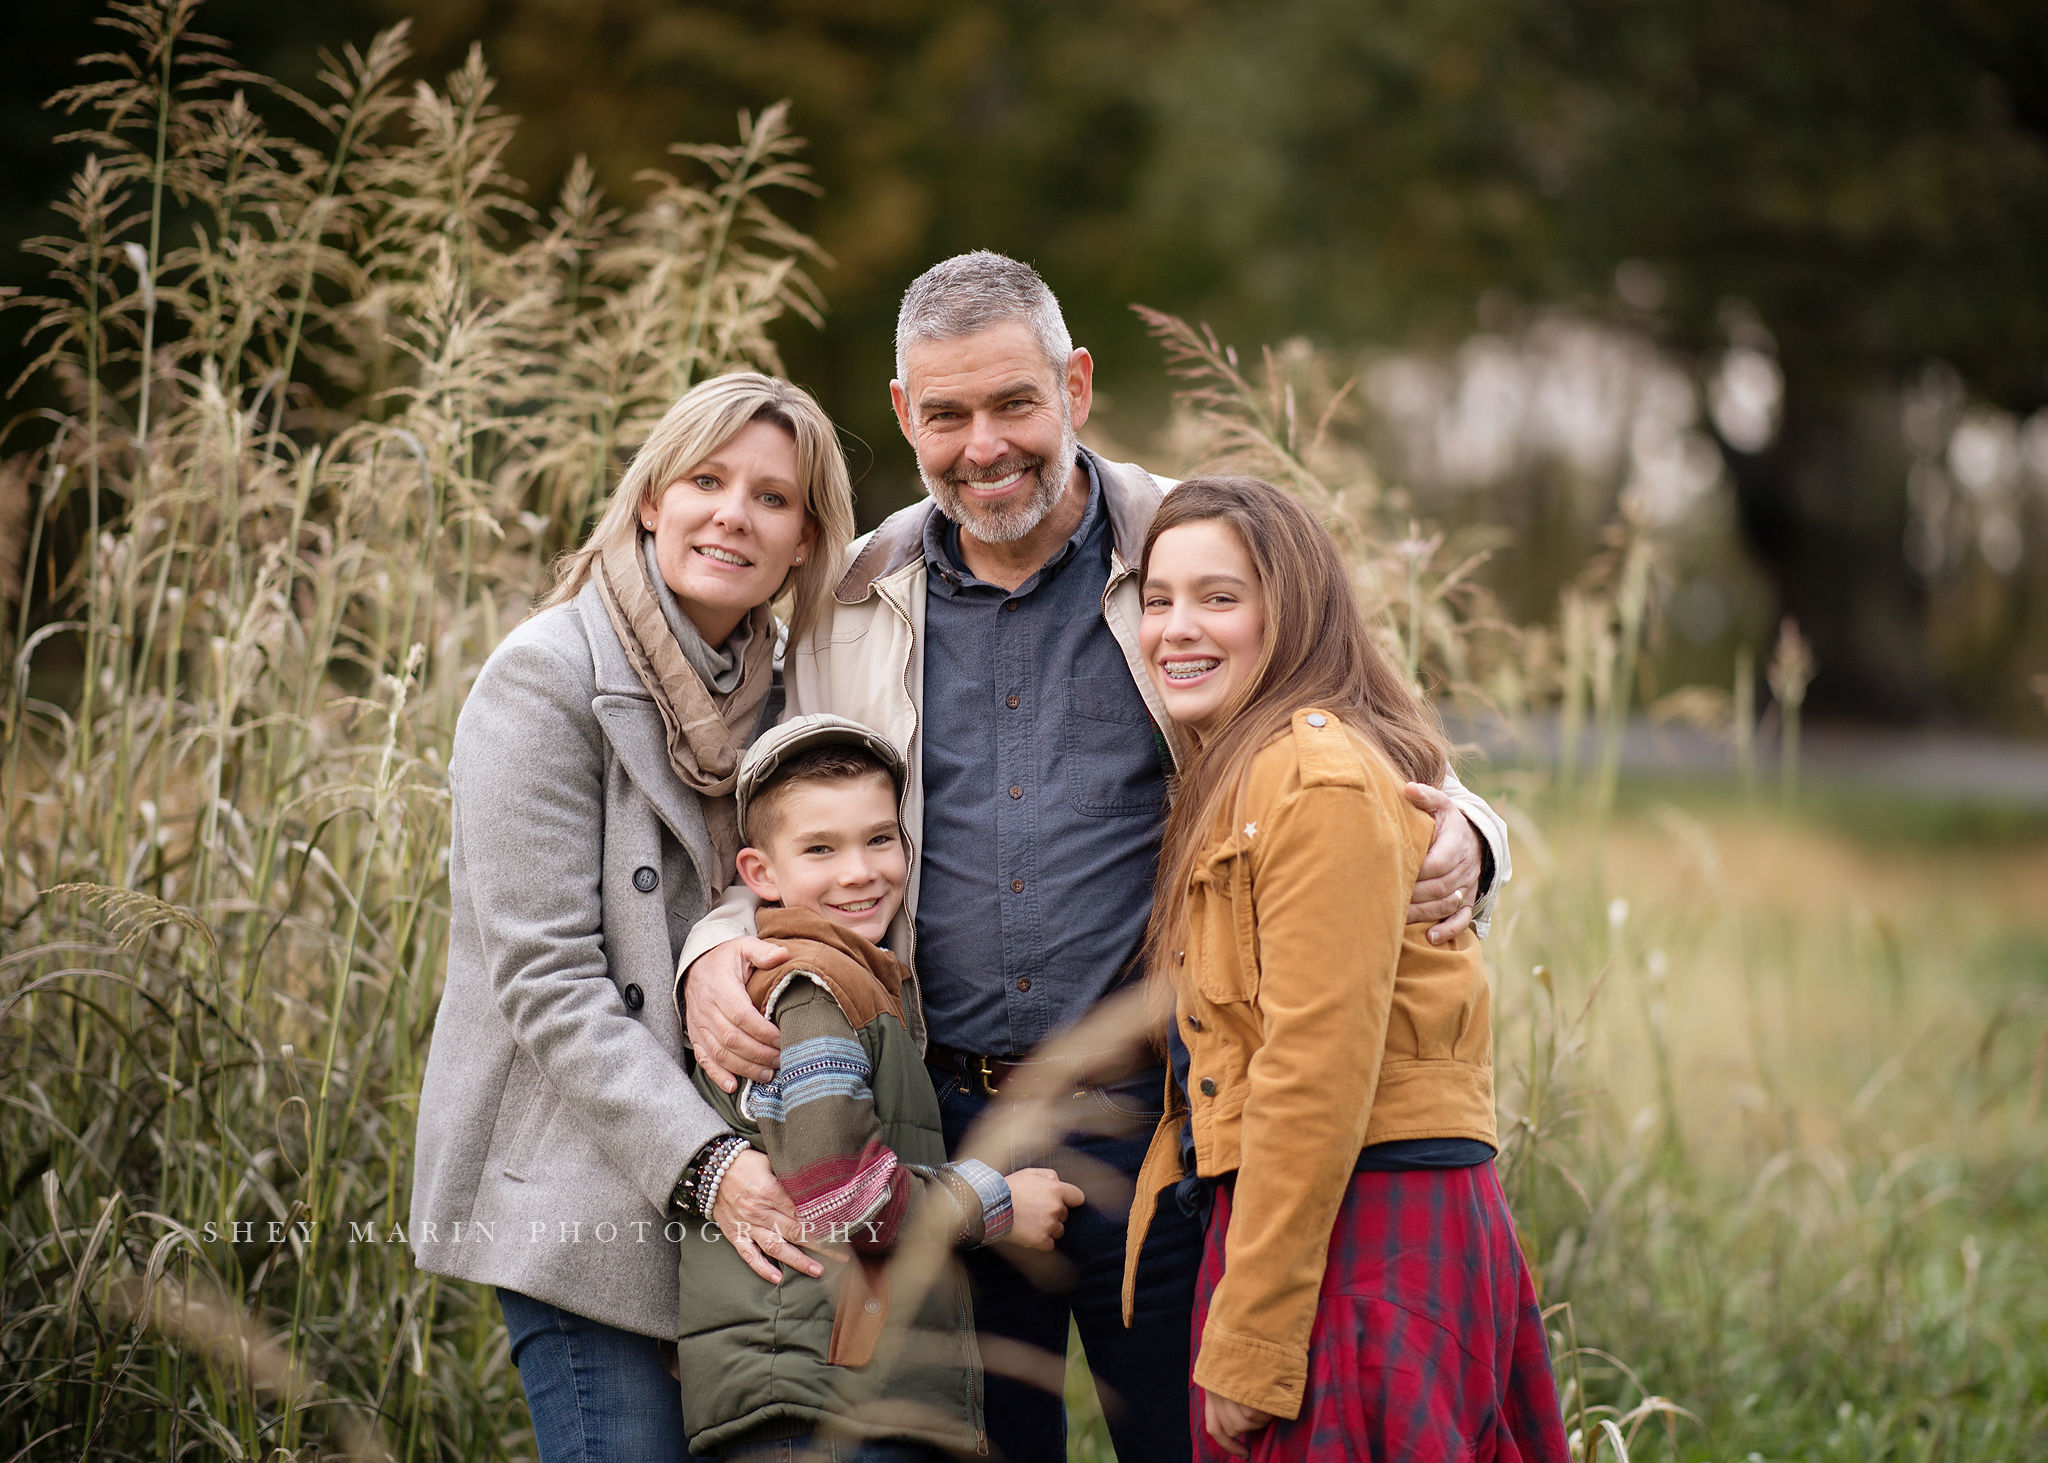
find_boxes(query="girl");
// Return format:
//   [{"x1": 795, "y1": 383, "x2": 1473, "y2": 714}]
[{"x1": 1121, "y1": 477, "x2": 1569, "y2": 1461}]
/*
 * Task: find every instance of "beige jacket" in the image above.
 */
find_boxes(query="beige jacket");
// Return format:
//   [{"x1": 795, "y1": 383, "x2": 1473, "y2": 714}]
[{"x1": 676, "y1": 453, "x2": 1511, "y2": 1035}]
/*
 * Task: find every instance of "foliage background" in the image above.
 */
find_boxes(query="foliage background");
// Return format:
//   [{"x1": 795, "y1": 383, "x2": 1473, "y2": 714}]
[{"x1": 5, "y1": 0, "x2": 2048, "y2": 726}]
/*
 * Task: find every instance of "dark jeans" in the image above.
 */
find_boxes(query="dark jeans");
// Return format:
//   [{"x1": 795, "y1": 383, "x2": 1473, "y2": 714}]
[
  {"x1": 932, "y1": 1062, "x2": 1203, "y2": 1463},
  {"x1": 499, "y1": 1288, "x2": 710, "y2": 1463}
]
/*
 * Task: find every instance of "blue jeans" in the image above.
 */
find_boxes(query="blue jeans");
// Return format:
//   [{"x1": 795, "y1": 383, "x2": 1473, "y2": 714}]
[
  {"x1": 499, "y1": 1289, "x2": 705, "y2": 1463},
  {"x1": 932, "y1": 1062, "x2": 1203, "y2": 1463}
]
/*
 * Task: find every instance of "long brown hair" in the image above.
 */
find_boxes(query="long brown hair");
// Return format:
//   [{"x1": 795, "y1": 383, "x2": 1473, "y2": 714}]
[{"x1": 1141, "y1": 476, "x2": 1450, "y2": 979}]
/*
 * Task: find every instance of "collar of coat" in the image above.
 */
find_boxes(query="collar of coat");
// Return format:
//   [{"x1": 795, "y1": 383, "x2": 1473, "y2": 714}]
[
  {"x1": 747, "y1": 906, "x2": 910, "y2": 1028},
  {"x1": 832, "y1": 447, "x2": 1166, "y2": 604}
]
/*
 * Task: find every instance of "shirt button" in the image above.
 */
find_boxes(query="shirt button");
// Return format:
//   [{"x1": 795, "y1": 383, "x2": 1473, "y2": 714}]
[
  {"x1": 1008, "y1": 785, "x2": 1022, "y2": 799},
  {"x1": 1306, "y1": 713, "x2": 1328, "y2": 728},
  {"x1": 1005, "y1": 601, "x2": 1019, "y2": 612},
  {"x1": 1016, "y1": 977, "x2": 1032, "y2": 992},
  {"x1": 864, "y1": 1299, "x2": 881, "y2": 1314},
  {"x1": 1175, "y1": 950, "x2": 1185, "y2": 965},
  {"x1": 1007, "y1": 694, "x2": 1020, "y2": 709},
  {"x1": 632, "y1": 865, "x2": 658, "y2": 892},
  {"x1": 623, "y1": 983, "x2": 645, "y2": 1011},
  {"x1": 1011, "y1": 878, "x2": 1025, "y2": 893},
  {"x1": 1199, "y1": 1077, "x2": 1217, "y2": 1097},
  {"x1": 1185, "y1": 1013, "x2": 1202, "y2": 1031}
]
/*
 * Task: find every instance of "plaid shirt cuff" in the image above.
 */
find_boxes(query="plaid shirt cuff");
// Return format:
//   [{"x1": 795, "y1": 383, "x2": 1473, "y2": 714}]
[{"x1": 948, "y1": 1158, "x2": 1013, "y2": 1245}]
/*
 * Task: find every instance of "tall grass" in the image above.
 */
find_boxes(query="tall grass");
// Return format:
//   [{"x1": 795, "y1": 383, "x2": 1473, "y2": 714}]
[{"x1": 0, "y1": 3, "x2": 821, "y2": 1455}]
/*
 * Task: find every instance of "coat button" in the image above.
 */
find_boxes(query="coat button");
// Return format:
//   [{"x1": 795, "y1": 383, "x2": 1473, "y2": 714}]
[
  {"x1": 1008, "y1": 786, "x2": 1022, "y2": 799},
  {"x1": 1007, "y1": 694, "x2": 1020, "y2": 709},
  {"x1": 623, "y1": 983, "x2": 644, "y2": 1011},
  {"x1": 1185, "y1": 1014, "x2": 1202, "y2": 1031},
  {"x1": 633, "y1": 865, "x2": 658, "y2": 892},
  {"x1": 1011, "y1": 878, "x2": 1025, "y2": 892},
  {"x1": 1199, "y1": 1077, "x2": 1217, "y2": 1097},
  {"x1": 1016, "y1": 977, "x2": 1031, "y2": 992},
  {"x1": 1175, "y1": 951, "x2": 1185, "y2": 965},
  {"x1": 1306, "y1": 713, "x2": 1327, "y2": 727}
]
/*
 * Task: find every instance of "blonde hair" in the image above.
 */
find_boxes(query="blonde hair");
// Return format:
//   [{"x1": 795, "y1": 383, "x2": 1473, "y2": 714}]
[
  {"x1": 1141, "y1": 477, "x2": 1450, "y2": 983},
  {"x1": 540, "y1": 373, "x2": 856, "y2": 644}
]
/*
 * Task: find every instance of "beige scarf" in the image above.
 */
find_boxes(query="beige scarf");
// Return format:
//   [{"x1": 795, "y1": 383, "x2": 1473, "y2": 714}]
[{"x1": 595, "y1": 531, "x2": 775, "y2": 887}]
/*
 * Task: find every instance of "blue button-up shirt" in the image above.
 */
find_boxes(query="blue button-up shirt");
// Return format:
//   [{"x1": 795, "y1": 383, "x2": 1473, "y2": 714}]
[{"x1": 914, "y1": 451, "x2": 1169, "y2": 1055}]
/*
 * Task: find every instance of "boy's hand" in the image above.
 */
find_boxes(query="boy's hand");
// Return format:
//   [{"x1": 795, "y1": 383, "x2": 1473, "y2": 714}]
[
  {"x1": 1001, "y1": 1168, "x2": 1084, "y2": 1251},
  {"x1": 684, "y1": 937, "x2": 788, "y2": 1092}
]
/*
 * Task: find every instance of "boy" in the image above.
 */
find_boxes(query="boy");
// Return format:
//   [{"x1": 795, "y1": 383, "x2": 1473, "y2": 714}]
[{"x1": 675, "y1": 714, "x2": 1082, "y2": 1459}]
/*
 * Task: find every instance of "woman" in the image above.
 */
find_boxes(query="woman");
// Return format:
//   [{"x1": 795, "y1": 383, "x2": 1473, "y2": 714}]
[
  {"x1": 1120, "y1": 477, "x2": 1569, "y2": 1461},
  {"x1": 410, "y1": 373, "x2": 856, "y2": 1462}
]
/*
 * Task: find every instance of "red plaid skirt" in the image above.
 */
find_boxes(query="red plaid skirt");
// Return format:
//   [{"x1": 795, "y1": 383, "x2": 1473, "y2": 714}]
[{"x1": 1192, "y1": 1163, "x2": 1570, "y2": 1463}]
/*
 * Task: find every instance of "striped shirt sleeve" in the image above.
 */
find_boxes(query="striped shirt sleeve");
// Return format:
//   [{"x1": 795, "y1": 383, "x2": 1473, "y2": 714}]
[{"x1": 746, "y1": 975, "x2": 1008, "y2": 1251}]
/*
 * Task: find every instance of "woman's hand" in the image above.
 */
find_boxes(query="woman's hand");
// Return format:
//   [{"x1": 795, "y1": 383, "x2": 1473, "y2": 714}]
[
  {"x1": 710, "y1": 1149, "x2": 824, "y2": 1284},
  {"x1": 1202, "y1": 1389, "x2": 1274, "y2": 1458},
  {"x1": 1401, "y1": 782, "x2": 1483, "y2": 944},
  {"x1": 684, "y1": 937, "x2": 788, "y2": 1092}
]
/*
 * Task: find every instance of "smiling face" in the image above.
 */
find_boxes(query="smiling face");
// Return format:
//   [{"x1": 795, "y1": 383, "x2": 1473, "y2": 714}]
[
  {"x1": 890, "y1": 320, "x2": 1091, "y2": 546},
  {"x1": 643, "y1": 417, "x2": 818, "y2": 645},
  {"x1": 1139, "y1": 519, "x2": 1270, "y2": 737},
  {"x1": 734, "y1": 772, "x2": 908, "y2": 945}
]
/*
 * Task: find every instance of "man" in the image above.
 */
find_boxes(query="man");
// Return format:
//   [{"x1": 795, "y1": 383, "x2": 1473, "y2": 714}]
[{"x1": 678, "y1": 252, "x2": 1509, "y2": 1462}]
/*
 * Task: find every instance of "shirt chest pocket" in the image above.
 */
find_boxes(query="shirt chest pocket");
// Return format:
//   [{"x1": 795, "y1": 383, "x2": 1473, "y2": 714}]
[
  {"x1": 1063, "y1": 677, "x2": 1168, "y2": 817},
  {"x1": 1188, "y1": 855, "x2": 1258, "y2": 1004}
]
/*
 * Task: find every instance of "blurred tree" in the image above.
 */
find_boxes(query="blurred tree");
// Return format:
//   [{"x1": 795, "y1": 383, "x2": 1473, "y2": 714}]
[{"x1": 5, "y1": 0, "x2": 2044, "y2": 719}]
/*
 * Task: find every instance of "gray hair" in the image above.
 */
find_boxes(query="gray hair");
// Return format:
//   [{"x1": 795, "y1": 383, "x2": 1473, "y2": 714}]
[{"x1": 894, "y1": 251, "x2": 1074, "y2": 384}]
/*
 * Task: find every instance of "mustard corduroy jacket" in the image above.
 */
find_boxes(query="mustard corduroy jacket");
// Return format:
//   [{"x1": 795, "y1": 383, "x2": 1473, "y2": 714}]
[{"x1": 1121, "y1": 709, "x2": 1498, "y2": 1419}]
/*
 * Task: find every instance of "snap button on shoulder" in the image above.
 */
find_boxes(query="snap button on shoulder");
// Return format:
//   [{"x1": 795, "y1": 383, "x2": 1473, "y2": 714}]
[
  {"x1": 632, "y1": 865, "x2": 658, "y2": 892},
  {"x1": 1305, "y1": 712, "x2": 1327, "y2": 727},
  {"x1": 623, "y1": 983, "x2": 644, "y2": 1010},
  {"x1": 1199, "y1": 1077, "x2": 1217, "y2": 1097}
]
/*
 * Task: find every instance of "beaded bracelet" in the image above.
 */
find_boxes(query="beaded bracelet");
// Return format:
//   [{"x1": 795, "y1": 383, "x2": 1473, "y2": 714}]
[{"x1": 695, "y1": 1136, "x2": 751, "y2": 1222}]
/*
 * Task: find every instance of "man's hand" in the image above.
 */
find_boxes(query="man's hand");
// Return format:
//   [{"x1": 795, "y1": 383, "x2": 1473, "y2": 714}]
[
  {"x1": 1000, "y1": 1168, "x2": 1084, "y2": 1251},
  {"x1": 709, "y1": 1149, "x2": 824, "y2": 1284},
  {"x1": 683, "y1": 937, "x2": 788, "y2": 1092},
  {"x1": 1403, "y1": 783, "x2": 1485, "y2": 945},
  {"x1": 1202, "y1": 1389, "x2": 1274, "y2": 1458}
]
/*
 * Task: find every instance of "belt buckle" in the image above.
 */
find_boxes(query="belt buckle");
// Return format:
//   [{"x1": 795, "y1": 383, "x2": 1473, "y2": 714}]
[{"x1": 976, "y1": 1055, "x2": 999, "y2": 1097}]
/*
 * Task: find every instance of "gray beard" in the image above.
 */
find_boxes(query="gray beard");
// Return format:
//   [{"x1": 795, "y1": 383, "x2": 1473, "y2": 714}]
[{"x1": 922, "y1": 423, "x2": 1079, "y2": 546}]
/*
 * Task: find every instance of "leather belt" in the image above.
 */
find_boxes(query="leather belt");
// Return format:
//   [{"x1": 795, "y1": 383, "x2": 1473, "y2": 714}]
[{"x1": 926, "y1": 1040, "x2": 1147, "y2": 1097}]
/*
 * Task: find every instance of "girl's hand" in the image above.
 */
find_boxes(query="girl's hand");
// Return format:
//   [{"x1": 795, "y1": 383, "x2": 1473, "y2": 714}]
[
  {"x1": 1202, "y1": 1389, "x2": 1274, "y2": 1458},
  {"x1": 710, "y1": 1149, "x2": 824, "y2": 1284}
]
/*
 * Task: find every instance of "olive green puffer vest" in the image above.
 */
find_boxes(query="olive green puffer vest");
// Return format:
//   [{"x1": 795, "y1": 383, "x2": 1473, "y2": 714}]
[{"x1": 676, "y1": 915, "x2": 984, "y2": 1457}]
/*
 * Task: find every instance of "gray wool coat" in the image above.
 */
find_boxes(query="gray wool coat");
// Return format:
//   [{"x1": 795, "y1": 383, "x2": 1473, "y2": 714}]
[{"x1": 409, "y1": 579, "x2": 737, "y2": 1339}]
